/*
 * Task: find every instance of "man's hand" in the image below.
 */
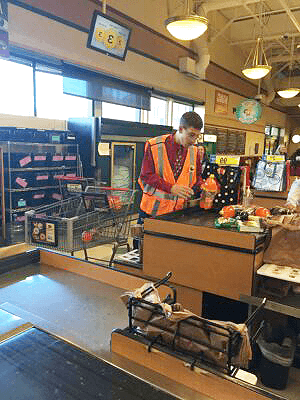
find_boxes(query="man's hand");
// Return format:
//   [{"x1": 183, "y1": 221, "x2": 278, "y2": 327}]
[{"x1": 171, "y1": 184, "x2": 194, "y2": 199}]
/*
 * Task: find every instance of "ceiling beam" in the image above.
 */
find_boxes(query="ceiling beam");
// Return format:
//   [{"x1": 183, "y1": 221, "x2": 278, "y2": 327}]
[
  {"x1": 272, "y1": 62, "x2": 290, "y2": 79},
  {"x1": 278, "y1": 0, "x2": 300, "y2": 33},
  {"x1": 233, "y1": 6, "x2": 300, "y2": 23},
  {"x1": 231, "y1": 32, "x2": 300, "y2": 46},
  {"x1": 201, "y1": 0, "x2": 260, "y2": 14},
  {"x1": 242, "y1": 3, "x2": 290, "y2": 55},
  {"x1": 208, "y1": 16, "x2": 236, "y2": 44},
  {"x1": 271, "y1": 54, "x2": 300, "y2": 63}
]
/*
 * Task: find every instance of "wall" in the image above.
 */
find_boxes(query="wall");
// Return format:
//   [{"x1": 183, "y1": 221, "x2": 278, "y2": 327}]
[
  {"x1": 0, "y1": 113, "x2": 66, "y2": 130},
  {"x1": 7, "y1": 2, "x2": 288, "y2": 143}
]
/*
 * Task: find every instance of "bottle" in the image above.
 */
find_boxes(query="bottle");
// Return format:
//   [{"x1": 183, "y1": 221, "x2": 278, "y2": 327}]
[{"x1": 200, "y1": 174, "x2": 219, "y2": 210}]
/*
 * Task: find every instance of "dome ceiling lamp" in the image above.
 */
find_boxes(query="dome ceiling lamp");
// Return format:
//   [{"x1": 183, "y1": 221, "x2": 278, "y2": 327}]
[
  {"x1": 242, "y1": 0, "x2": 271, "y2": 80},
  {"x1": 242, "y1": 37, "x2": 272, "y2": 80},
  {"x1": 277, "y1": 37, "x2": 299, "y2": 99},
  {"x1": 165, "y1": 0, "x2": 208, "y2": 41}
]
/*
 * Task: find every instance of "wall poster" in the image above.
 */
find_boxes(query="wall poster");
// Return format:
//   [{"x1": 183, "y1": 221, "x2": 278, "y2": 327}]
[{"x1": 214, "y1": 90, "x2": 229, "y2": 114}]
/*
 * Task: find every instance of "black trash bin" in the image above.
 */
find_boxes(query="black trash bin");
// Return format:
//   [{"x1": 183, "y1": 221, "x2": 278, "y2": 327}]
[{"x1": 257, "y1": 335, "x2": 295, "y2": 390}]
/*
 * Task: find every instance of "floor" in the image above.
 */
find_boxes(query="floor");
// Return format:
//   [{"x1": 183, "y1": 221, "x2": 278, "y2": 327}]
[
  {"x1": 0, "y1": 254, "x2": 299, "y2": 399},
  {"x1": 0, "y1": 263, "x2": 209, "y2": 400}
]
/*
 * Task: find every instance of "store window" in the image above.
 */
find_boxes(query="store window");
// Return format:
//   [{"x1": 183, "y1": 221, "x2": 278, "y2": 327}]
[
  {"x1": 194, "y1": 105, "x2": 205, "y2": 132},
  {"x1": 0, "y1": 58, "x2": 34, "y2": 116},
  {"x1": 36, "y1": 71, "x2": 92, "y2": 120},
  {"x1": 102, "y1": 102, "x2": 141, "y2": 122},
  {"x1": 172, "y1": 101, "x2": 193, "y2": 129},
  {"x1": 149, "y1": 97, "x2": 168, "y2": 125}
]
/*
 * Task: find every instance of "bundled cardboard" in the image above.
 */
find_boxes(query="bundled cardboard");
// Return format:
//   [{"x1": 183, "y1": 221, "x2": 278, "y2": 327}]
[{"x1": 121, "y1": 283, "x2": 252, "y2": 369}]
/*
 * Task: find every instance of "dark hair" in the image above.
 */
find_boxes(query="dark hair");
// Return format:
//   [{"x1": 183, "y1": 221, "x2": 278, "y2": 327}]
[
  {"x1": 198, "y1": 144, "x2": 206, "y2": 155},
  {"x1": 179, "y1": 111, "x2": 203, "y2": 131}
]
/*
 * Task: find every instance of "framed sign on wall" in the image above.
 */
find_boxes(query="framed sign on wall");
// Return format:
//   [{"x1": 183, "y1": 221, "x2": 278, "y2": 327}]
[
  {"x1": 87, "y1": 10, "x2": 132, "y2": 61},
  {"x1": 214, "y1": 90, "x2": 229, "y2": 114}
]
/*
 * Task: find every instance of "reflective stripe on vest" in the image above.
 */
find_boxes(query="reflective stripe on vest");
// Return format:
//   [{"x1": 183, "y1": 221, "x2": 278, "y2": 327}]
[{"x1": 139, "y1": 134, "x2": 198, "y2": 216}]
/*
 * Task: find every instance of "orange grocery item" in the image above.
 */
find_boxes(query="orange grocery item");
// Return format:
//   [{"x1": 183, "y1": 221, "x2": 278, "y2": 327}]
[
  {"x1": 255, "y1": 207, "x2": 271, "y2": 217},
  {"x1": 221, "y1": 205, "x2": 235, "y2": 218},
  {"x1": 200, "y1": 174, "x2": 219, "y2": 210}
]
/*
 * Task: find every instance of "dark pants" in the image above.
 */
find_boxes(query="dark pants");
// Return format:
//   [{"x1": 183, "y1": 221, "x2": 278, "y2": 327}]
[{"x1": 133, "y1": 209, "x2": 151, "y2": 249}]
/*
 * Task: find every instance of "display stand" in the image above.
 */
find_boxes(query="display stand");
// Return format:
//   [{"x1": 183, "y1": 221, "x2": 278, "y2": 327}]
[{"x1": 1, "y1": 141, "x2": 81, "y2": 243}]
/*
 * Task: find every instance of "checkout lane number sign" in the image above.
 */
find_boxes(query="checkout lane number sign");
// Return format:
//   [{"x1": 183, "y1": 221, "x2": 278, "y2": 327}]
[{"x1": 87, "y1": 11, "x2": 132, "y2": 61}]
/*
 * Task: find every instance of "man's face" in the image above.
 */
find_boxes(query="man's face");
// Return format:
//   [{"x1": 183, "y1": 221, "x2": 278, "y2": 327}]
[{"x1": 179, "y1": 126, "x2": 201, "y2": 148}]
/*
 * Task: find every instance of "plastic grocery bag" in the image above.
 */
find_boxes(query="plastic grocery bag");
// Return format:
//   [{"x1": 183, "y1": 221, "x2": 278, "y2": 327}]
[{"x1": 286, "y1": 179, "x2": 300, "y2": 208}]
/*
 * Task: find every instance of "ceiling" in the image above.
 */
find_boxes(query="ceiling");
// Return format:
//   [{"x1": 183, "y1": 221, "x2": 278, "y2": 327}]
[{"x1": 169, "y1": 0, "x2": 300, "y2": 116}]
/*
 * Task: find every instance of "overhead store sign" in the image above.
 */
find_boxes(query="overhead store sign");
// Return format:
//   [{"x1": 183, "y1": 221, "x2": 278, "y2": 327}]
[
  {"x1": 87, "y1": 10, "x2": 131, "y2": 61},
  {"x1": 0, "y1": 0, "x2": 9, "y2": 58},
  {"x1": 235, "y1": 99, "x2": 262, "y2": 125}
]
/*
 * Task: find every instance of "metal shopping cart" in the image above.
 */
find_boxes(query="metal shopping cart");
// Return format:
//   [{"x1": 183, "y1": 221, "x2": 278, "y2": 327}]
[{"x1": 25, "y1": 187, "x2": 136, "y2": 265}]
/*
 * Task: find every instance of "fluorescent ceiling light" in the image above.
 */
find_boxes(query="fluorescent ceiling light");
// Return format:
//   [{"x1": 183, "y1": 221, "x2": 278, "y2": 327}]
[{"x1": 165, "y1": 16, "x2": 208, "y2": 41}]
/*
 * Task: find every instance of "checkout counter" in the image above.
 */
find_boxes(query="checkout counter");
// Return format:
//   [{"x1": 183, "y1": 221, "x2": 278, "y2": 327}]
[{"x1": 143, "y1": 207, "x2": 267, "y2": 304}]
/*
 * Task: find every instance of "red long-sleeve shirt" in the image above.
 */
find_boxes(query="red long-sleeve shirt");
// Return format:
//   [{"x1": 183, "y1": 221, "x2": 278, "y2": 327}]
[{"x1": 139, "y1": 134, "x2": 203, "y2": 193}]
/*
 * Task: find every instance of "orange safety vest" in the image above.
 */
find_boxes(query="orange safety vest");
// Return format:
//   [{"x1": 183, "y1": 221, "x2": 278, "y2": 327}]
[{"x1": 138, "y1": 134, "x2": 198, "y2": 216}]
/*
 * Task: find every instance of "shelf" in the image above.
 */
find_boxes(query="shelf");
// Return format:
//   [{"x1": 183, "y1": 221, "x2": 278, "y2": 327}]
[
  {"x1": 10, "y1": 206, "x2": 40, "y2": 213},
  {"x1": 9, "y1": 166, "x2": 77, "y2": 172},
  {"x1": 0, "y1": 141, "x2": 78, "y2": 153},
  {"x1": 6, "y1": 185, "x2": 60, "y2": 192},
  {"x1": 240, "y1": 294, "x2": 300, "y2": 319}
]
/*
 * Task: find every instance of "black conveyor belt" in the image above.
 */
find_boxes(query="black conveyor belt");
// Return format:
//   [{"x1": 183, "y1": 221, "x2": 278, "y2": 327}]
[{"x1": 0, "y1": 328, "x2": 179, "y2": 400}]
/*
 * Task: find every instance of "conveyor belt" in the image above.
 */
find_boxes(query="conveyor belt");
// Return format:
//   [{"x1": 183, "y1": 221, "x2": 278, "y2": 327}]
[{"x1": 0, "y1": 327, "x2": 179, "y2": 400}]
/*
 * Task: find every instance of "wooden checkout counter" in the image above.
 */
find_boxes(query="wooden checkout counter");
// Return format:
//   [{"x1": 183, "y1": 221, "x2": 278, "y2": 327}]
[{"x1": 142, "y1": 207, "x2": 267, "y2": 305}]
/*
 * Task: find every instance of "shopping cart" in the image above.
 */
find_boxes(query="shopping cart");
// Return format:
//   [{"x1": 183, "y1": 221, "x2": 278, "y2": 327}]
[
  {"x1": 25, "y1": 187, "x2": 136, "y2": 265},
  {"x1": 54, "y1": 175, "x2": 97, "y2": 199}
]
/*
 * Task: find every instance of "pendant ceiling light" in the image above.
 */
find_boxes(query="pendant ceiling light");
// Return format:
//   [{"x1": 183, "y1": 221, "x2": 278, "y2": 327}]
[
  {"x1": 277, "y1": 37, "x2": 299, "y2": 99},
  {"x1": 277, "y1": 88, "x2": 300, "y2": 98},
  {"x1": 165, "y1": 0, "x2": 208, "y2": 41},
  {"x1": 242, "y1": 1, "x2": 271, "y2": 80},
  {"x1": 242, "y1": 37, "x2": 271, "y2": 80}
]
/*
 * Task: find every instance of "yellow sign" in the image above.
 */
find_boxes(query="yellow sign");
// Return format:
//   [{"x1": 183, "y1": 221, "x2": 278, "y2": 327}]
[
  {"x1": 215, "y1": 155, "x2": 240, "y2": 166},
  {"x1": 266, "y1": 155, "x2": 285, "y2": 163}
]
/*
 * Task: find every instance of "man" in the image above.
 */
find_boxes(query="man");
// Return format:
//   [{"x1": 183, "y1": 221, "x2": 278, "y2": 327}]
[{"x1": 138, "y1": 111, "x2": 203, "y2": 219}]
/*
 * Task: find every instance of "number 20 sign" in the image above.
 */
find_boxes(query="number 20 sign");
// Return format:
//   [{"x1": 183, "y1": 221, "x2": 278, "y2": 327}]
[{"x1": 87, "y1": 11, "x2": 132, "y2": 61}]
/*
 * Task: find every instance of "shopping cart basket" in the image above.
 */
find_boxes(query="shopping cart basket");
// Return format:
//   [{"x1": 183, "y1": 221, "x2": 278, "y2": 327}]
[
  {"x1": 120, "y1": 272, "x2": 266, "y2": 377},
  {"x1": 54, "y1": 175, "x2": 97, "y2": 199},
  {"x1": 25, "y1": 187, "x2": 136, "y2": 265}
]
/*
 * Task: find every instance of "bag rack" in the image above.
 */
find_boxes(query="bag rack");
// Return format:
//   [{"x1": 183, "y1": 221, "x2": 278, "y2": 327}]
[{"x1": 125, "y1": 273, "x2": 266, "y2": 376}]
